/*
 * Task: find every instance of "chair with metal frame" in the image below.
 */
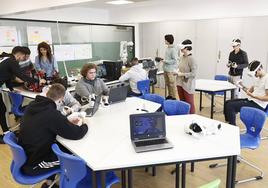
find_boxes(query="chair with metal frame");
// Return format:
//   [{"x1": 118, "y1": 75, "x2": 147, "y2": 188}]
[
  {"x1": 148, "y1": 68, "x2": 158, "y2": 93},
  {"x1": 137, "y1": 79, "x2": 150, "y2": 96},
  {"x1": 209, "y1": 107, "x2": 266, "y2": 184}
]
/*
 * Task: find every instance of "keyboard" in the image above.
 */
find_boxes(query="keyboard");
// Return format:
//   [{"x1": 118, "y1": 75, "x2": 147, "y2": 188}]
[{"x1": 135, "y1": 139, "x2": 168, "y2": 147}]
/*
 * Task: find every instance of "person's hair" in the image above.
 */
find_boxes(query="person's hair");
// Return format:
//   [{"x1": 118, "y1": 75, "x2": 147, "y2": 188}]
[
  {"x1": 37, "y1": 42, "x2": 52, "y2": 63},
  {"x1": 46, "y1": 83, "x2": 66, "y2": 101},
  {"x1": 80, "y1": 63, "x2": 97, "y2": 78},
  {"x1": 131, "y1": 57, "x2": 139, "y2": 65},
  {"x1": 182, "y1": 39, "x2": 192, "y2": 51},
  {"x1": 51, "y1": 77, "x2": 68, "y2": 90},
  {"x1": 164, "y1": 34, "x2": 174, "y2": 44},
  {"x1": 22, "y1": 46, "x2": 31, "y2": 55},
  {"x1": 249, "y1": 60, "x2": 262, "y2": 71},
  {"x1": 12, "y1": 46, "x2": 26, "y2": 55}
]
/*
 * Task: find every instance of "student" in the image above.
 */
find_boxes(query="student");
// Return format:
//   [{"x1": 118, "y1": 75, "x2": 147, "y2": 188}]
[
  {"x1": 0, "y1": 46, "x2": 41, "y2": 144},
  {"x1": 75, "y1": 63, "x2": 109, "y2": 101},
  {"x1": 227, "y1": 39, "x2": 249, "y2": 98},
  {"x1": 119, "y1": 57, "x2": 148, "y2": 96},
  {"x1": 162, "y1": 34, "x2": 178, "y2": 99},
  {"x1": 18, "y1": 84, "x2": 88, "y2": 188},
  {"x1": 224, "y1": 61, "x2": 268, "y2": 125},
  {"x1": 176, "y1": 39, "x2": 197, "y2": 114},
  {"x1": 34, "y1": 42, "x2": 59, "y2": 79}
]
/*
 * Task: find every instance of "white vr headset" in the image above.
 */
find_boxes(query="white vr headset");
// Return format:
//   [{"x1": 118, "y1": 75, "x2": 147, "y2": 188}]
[
  {"x1": 231, "y1": 40, "x2": 241, "y2": 47},
  {"x1": 247, "y1": 63, "x2": 262, "y2": 77},
  {"x1": 184, "y1": 122, "x2": 221, "y2": 139},
  {"x1": 179, "y1": 44, "x2": 192, "y2": 50}
]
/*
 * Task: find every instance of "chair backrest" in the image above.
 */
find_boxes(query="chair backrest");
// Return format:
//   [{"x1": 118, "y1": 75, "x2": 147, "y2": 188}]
[
  {"x1": 148, "y1": 68, "x2": 158, "y2": 85},
  {"x1": 8, "y1": 92, "x2": 24, "y2": 116},
  {"x1": 214, "y1": 75, "x2": 228, "y2": 81},
  {"x1": 3, "y1": 132, "x2": 27, "y2": 180},
  {"x1": 163, "y1": 100, "x2": 190, "y2": 115},
  {"x1": 52, "y1": 144, "x2": 88, "y2": 188},
  {"x1": 240, "y1": 107, "x2": 266, "y2": 138},
  {"x1": 143, "y1": 94, "x2": 165, "y2": 106},
  {"x1": 137, "y1": 79, "x2": 150, "y2": 95},
  {"x1": 199, "y1": 179, "x2": 221, "y2": 188}
]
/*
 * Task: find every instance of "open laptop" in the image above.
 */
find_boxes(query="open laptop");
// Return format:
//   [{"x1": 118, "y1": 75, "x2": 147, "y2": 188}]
[
  {"x1": 130, "y1": 112, "x2": 173, "y2": 153},
  {"x1": 108, "y1": 85, "x2": 128, "y2": 104},
  {"x1": 84, "y1": 95, "x2": 102, "y2": 117}
]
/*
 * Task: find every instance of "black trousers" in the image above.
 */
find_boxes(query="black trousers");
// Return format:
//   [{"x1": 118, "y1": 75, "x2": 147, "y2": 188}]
[
  {"x1": 0, "y1": 92, "x2": 9, "y2": 132},
  {"x1": 224, "y1": 98, "x2": 264, "y2": 125}
]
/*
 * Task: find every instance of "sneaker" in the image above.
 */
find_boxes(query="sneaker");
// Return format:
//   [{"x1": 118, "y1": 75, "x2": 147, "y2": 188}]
[{"x1": 0, "y1": 135, "x2": 5, "y2": 144}]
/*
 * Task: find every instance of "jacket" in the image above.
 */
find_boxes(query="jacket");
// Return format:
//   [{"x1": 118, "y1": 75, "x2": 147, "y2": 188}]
[
  {"x1": 0, "y1": 52, "x2": 37, "y2": 91},
  {"x1": 119, "y1": 64, "x2": 148, "y2": 94},
  {"x1": 18, "y1": 95, "x2": 88, "y2": 168},
  {"x1": 228, "y1": 49, "x2": 248, "y2": 76},
  {"x1": 163, "y1": 45, "x2": 178, "y2": 73}
]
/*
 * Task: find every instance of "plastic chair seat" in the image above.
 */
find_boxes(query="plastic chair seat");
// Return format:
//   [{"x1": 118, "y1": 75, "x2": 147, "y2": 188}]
[{"x1": 240, "y1": 133, "x2": 260, "y2": 150}]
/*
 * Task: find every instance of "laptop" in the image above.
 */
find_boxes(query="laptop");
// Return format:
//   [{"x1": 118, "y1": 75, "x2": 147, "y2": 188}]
[
  {"x1": 130, "y1": 112, "x2": 173, "y2": 153},
  {"x1": 84, "y1": 95, "x2": 102, "y2": 117},
  {"x1": 108, "y1": 85, "x2": 128, "y2": 104}
]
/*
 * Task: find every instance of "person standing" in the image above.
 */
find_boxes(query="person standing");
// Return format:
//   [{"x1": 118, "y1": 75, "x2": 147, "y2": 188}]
[
  {"x1": 34, "y1": 42, "x2": 59, "y2": 80},
  {"x1": 227, "y1": 39, "x2": 249, "y2": 98},
  {"x1": 176, "y1": 39, "x2": 197, "y2": 114},
  {"x1": 0, "y1": 46, "x2": 41, "y2": 143},
  {"x1": 163, "y1": 34, "x2": 178, "y2": 99}
]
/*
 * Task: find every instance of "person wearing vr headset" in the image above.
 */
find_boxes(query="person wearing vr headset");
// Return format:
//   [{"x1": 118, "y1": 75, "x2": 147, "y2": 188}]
[
  {"x1": 176, "y1": 39, "x2": 197, "y2": 114},
  {"x1": 224, "y1": 60, "x2": 268, "y2": 125},
  {"x1": 227, "y1": 39, "x2": 249, "y2": 98}
]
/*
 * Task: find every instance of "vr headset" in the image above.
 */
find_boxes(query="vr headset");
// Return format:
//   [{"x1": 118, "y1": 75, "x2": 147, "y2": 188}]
[{"x1": 184, "y1": 122, "x2": 221, "y2": 138}]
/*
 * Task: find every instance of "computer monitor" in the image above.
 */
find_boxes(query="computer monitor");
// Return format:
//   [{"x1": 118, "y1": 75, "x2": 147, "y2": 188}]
[{"x1": 103, "y1": 61, "x2": 123, "y2": 81}]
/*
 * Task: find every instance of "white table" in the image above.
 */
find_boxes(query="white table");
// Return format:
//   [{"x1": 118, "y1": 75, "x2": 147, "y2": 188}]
[
  {"x1": 195, "y1": 79, "x2": 237, "y2": 119},
  {"x1": 57, "y1": 98, "x2": 240, "y2": 188}
]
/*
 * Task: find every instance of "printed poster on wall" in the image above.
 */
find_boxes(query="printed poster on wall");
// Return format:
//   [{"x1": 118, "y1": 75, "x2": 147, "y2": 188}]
[
  {"x1": 74, "y1": 44, "x2": 92, "y2": 60},
  {"x1": 0, "y1": 26, "x2": 18, "y2": 46},
  {"x1": 27, "y1": 26, "x2": 52, "y2": 45},
  {"x1": 54, "y1": 45, "x2": 75, "y2": 61},
  {"x1": 0, "y1": 46, "x2": 13, "y2": 54}
]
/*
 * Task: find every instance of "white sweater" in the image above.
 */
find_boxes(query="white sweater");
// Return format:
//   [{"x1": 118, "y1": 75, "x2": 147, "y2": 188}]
[{"x1": 119, "y1": 64, "x2": 148, "y2": 94}]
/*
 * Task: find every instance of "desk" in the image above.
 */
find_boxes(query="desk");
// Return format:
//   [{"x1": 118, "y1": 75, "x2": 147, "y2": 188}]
[
  {"x1": 57, "y1": 98, "x2": 240, "y2": 188},
  {"x1": 195, "y1": 79, "x2": 237, "y2": 119}
]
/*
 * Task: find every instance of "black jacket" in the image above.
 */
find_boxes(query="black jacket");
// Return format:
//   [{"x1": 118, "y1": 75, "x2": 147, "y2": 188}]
[
  {"x1": 0, "y1": 52, "x2": 37, "y2": 91},
  {"x1": 228, "y1": 49, "x2": 249, "y2": 76},
  {"x1": 18, "y1": 95, "x2": 88, "y2": 168}
]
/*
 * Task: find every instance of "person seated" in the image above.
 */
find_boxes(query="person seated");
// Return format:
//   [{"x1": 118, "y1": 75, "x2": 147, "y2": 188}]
[
  {"x1": 18, "y1": 83, "x2": 88, "y2": 188},
  {"x1": 224, "y1": 60, "x2": 268, "y2": 125},
  {"x1": 75, "y1": 63, "x2": 109, "y2": 103},
  {"x1": 119, "y1": 57, "x2": 148, "y2": 97},
  {"x1": 34, "y1": 42, "x2": 59, "y2": 80}
]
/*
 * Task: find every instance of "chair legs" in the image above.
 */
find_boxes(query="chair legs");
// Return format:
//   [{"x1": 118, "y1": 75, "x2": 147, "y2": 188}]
[{"x1": 170, "y1": 162, "x2": 194, "y2": 175}]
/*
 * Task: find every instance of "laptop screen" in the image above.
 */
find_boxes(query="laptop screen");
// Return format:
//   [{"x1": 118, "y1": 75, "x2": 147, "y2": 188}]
[{"x1": 130, "y1": 112, "x2": 166, "y2": 140}]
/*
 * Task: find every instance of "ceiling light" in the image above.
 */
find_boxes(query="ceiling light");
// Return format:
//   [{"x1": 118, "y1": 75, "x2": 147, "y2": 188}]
[{"x1": 106, "y1": 0, "x2": 134, "y2": 5}]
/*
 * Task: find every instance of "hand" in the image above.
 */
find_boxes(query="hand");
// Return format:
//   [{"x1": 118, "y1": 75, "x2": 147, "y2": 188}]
[
  {"x1": 39, "y1": 79, "x2": 46, "y2": 85},
  {"x1": 232, "y1": 62, "x2": 238, "y2": 68},
  {"x1": 246, "y1": 90, "x2": 254, "y2": 98},
  {"x1": 69, "y1": 117, "x2": 81, "y2": 125},
  {"x1": 177, "y1": 72, "x2": 185, "y2": 77},
  {"x1": 12, "y1": 89, "x2": 20, "y2": 93}
]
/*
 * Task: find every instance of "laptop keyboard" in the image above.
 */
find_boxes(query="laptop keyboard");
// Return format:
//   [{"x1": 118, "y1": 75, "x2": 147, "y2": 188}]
[{"x1": 135, "y1": 139, "x2": 168, "y2": 147}]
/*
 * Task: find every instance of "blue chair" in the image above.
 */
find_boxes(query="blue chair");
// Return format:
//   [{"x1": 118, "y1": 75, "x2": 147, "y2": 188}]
[
  {"x1": 9, "y1": 92, "x2": 25, "y2": 117},
  {"x1": 52, "y1": 144, "x2": 119, "y2": 188},
  {"x1": 143, "y1": 93, "x2": 165, "y2": 111},
  {"x1": 137, "y1": 79, "x2": 150, "y2": 96},
  {"x1": 163, "y1": 100, "x2": 190, "y2": 115},
  {"x1": 3, "y1": 132, "x2": 60, "y2": 187},
  {"x1": 214, "y1": 75, "x2": 228, "y2": 96}
]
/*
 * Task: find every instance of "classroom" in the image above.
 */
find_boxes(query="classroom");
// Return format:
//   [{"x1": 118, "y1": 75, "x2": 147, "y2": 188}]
[{"x1": 1, "y1": 0, "x2": 268, "y2": 188}]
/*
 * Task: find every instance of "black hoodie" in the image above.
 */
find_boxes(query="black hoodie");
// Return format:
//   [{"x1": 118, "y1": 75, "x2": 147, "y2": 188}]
[
  {"x1": 18, "y1": 95, "x2": 88, "y2": 168},
  {"x1": 0, "y1": 52, "x2": 37, "y2": 91}
]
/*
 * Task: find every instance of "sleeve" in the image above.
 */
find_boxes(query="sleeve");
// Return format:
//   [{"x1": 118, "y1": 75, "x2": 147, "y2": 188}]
[
  {"x1": 100, "y1": 79, "x2": 109, "y2": 96},
  {"x1": 50, "y1": 111, "x2": 88, "y2": 140},
  {"x1": 34, "y1": 56, "x2": 41, "y2": 71},
  {"x1": 10, "y1": 61, "x2": 37, "y2": 84},
  {"x1": 5, "y1": 80, "x2": 14, "y2": 91},
  {"x1": 75, "y1": 80, "x2": 90, "y2": 97},
  {"x1": 64, "y1": 91, "x2": 81, "y2": 111},
  {"x1": 52, "y1": 56, "x2": 59, "y2": 72},
  {"x1": 184, "y1": 57, "x2": 197, "y2": 78},
  {"x1": 164, "y1": 48, "x2": 178, "y2": 65},
  {"x1": 119, "y1": 71, "x2": 130, "y2": 82},
  {"x1": 265, "y1": 76, "x2": 268, "y2": 90},
  {"x1": 237, "y1": 51, "x2": 249, "y2": 69}
]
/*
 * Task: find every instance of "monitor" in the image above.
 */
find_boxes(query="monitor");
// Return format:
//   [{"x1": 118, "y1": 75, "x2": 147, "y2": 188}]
[{"x1": 103, "y1": 61, "x2": 123, "y2": 81}]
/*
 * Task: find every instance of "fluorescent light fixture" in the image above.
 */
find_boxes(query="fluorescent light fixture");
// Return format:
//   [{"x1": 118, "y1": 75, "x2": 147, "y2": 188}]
[{"x1": 106, "y1": 0, "x2": 134, "y2": 5}]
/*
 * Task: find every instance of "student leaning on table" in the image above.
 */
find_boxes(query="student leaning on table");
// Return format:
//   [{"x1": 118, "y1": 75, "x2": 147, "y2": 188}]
[
  {"x1": 224, "y1": 60, "x2": 268, "y2": 125},
  {"x1": 75, "y1": 63, "x2": 109, "y2": 102},
  {"x1": 176, "y1": 39, "x2": 197, "y2": 114},
  {"x1": 19, "y1": 83, "x2": 88, "y2": 188}
]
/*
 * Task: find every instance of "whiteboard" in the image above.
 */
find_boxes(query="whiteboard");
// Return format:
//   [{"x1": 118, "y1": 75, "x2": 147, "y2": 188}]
[
  {"x1": 73, "y1": 44, "x2": 92, "y2": 60},
  {"x1": 54, "y1": 45, "x2": 75, "y2": 61},
  {"x1": 0, "y1": 26, "x2": 18, "y2": 46},
  {"x1": 27, "y1": 26, "x2": 52, "y2": 45}
]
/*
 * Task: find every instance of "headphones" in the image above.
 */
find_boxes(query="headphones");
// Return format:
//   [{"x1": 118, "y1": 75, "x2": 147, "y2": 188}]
[{"x1": 184, "y1": 122, "x2": 221, "y2": 138}]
